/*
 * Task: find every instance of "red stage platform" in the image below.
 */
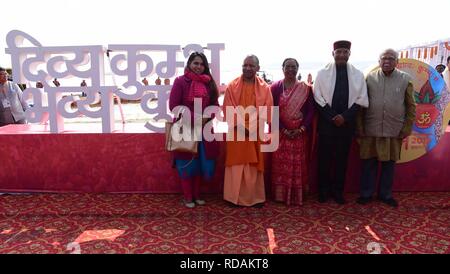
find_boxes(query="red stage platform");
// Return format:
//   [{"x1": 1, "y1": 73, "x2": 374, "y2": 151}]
[{"x1": 0, "y1": 124, "x2": 449, "y2": 193}]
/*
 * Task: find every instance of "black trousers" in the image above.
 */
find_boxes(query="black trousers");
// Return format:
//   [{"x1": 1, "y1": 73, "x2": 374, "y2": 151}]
[
  {"x1": 0, "y1": 108, "x2": 15, "y2": 126},
  {"x1": 0, "y1": 108, "x2": 26, "y2": 127},
  {"x1": 360, "y1": 158, "x2": 395, "y2": 199},
  {"x1": 317, "y1": 134, "x2": 353, "y2": 196}
]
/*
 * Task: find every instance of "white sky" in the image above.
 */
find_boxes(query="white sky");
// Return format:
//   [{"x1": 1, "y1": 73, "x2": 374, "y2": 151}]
[{"x1": 1, "y1": 0, "x2": 449, "y2": 82}]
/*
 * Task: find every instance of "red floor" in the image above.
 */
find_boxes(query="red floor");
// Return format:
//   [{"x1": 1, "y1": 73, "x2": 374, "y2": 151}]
[{"x1": 1, "y1": 192, "x2": 448, "y2": 254}]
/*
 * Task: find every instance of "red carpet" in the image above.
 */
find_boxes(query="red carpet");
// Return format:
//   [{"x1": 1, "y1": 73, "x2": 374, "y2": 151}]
[{"x1": 0, "y1": 192, "x2": 448, "y2": 254}]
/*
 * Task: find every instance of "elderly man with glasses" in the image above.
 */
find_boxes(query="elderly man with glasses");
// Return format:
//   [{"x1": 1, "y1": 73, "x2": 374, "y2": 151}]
[{"x1": 356, "y1": 49, "x2": 416, "y2": 208}]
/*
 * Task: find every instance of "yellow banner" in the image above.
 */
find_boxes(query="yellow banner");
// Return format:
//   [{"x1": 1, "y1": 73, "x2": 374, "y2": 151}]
[{"x1": 395, "y1": 59, "x2": 450, "y2": 163}]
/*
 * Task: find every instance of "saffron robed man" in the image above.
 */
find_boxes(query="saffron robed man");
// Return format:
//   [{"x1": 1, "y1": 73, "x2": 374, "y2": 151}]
[{"x1": 222, "y1": 55, "x2": 273, "y2": 207}]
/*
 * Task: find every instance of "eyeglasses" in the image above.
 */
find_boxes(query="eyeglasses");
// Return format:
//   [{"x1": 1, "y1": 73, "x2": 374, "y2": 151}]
[
  {"x1": 380, "y1": 56, "x2": 396, "y2": 61},
  {"x1": 283, "y1": 65, "x2": 298, "y2": 70}
]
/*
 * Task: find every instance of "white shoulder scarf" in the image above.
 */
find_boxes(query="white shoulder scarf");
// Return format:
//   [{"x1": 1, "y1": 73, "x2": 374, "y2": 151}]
[{"x1": 313, "y1": 62, "x2": 369, "y2": 108}]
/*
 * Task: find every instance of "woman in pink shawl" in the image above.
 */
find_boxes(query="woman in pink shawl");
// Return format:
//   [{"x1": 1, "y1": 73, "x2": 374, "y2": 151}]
[
  {"x1": 271, "y1": 58, "x2": 315, "y2": 205},
  {"x1": 169, "y1": 52, "x2": 220, "y2": 208}
]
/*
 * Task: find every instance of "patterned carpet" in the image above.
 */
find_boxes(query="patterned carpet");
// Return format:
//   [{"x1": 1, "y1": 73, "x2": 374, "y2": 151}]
[{"x1": 0, "y1": 192, "x2": 449, "y2": 254}]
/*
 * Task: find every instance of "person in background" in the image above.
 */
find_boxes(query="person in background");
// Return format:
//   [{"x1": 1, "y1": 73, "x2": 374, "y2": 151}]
[
  {"x1": 435, "y1": 64, "x2": 446, "y2": 78},
  {"x1": 444, "y1": 57, "x2": 450, "y2": 126},
  {"x1": 36, "y1": 81, "x2": 49, "y2": 125},
  {"x1": 53, "y1": 78, "x2": 61, "y2": 87},
  {"x1": 0, "y1": 67, "x2": 28, "y2": 126},
  {"x1": 80, "y1": 80, "x2": 87, "y2": 97},
  {"x1": 443, "y1": 56, "x2": 450, "y2": 92}
]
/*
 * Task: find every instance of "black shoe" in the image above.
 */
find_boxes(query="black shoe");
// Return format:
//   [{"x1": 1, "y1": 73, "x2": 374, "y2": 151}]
[
  {"x1": 226, "y1": 201, "x2": 240, "y2": 208},
  {"x1": 318, "y1": 194, "x2": 328, "y2": 203},
  {"x1": 356, "y1": 196, "x2": 372, "y2": 205},
  {"x1": 378, "y1": 197, "x2": 398, "y2": 208},
  {"x1": 253, "y1": 202, "x2": 265, "y2": 208},
  {"x1": 333, "y1": 195, "x2": 346, "y2": 205}
]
